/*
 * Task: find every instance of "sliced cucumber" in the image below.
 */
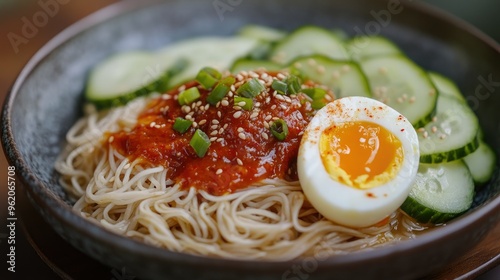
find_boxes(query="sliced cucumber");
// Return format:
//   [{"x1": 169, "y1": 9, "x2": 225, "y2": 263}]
[
  {"x1": 401, "y1": 161, "x2": 474, "y2": 224},
  {"x1": 270, "y1": 26, "x2": 348, "y2": 65},
  {"x1": 359, "y1": 55, "x2": 438, "y2": 127},
  {"x1": 289, "y1": 55, "x2": 371, "y2": 98},
  {"x1": 238, "y1": 25, "x2": 286, "y2": 42},
  {"x1": 156, "y1": 37, "x2": 259, "y2": 87},
  {"x1": 230, "y1": 59, "x2": 283, "y2": 73},
  {"x1": 85, "y1": 51, "x2": 170, "y2": 109},
  {"x1": 428, "y1": 72, "x2": 466, "y2": 103},
  {"x1": 464, "y1": 141, "x2": 496, "y2": 185},
  {"x1": 346, "y1": 36, "x2": 401, "y2": 61},
  {"x1": 418, "y1": 95, "x2": 479, "y2": 163}
]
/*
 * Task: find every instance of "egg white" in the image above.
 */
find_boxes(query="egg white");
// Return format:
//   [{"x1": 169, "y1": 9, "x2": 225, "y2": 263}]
[{"x1": 297, "y1": 96, "x2": 420, "y2": 228}]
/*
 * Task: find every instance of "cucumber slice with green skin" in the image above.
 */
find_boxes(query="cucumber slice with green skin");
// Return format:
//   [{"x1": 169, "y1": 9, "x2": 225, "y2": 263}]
[
  {"x1": 418, "y1": 95, "x2": 479, "y2": 163},
  {"x1": 238, "y1": 25, "x2": 286, "y2": 42},
  {"x1": 359, "y1": 54, "x2": 438, "y2": 127},
  {"x1": 401, "y1": 161, "x2": 474, "y2": 224},
  {"x1": 156, "y1": 37, "x2": 259, "y2": 88},
  {"x1": 270, "y1": 26, "x2": 349, "y2": 65},
  {"x1": 289, "y1": 55, "x2": 371, "y2": 98},
  {"x1": 428, "y1": 72, "x2": 466, "y2": 103},
  {"x1": 85, "y1": 51, "x2": 170, "y2": 109},
  {"x1": 230, "y1": 59, "x2": 283, "y2": 73},
  {"x1": 346, "y1": 36, "x2": 402, "y2": 61},
  {"x1": 464, "y1": 141, "x2": 496, "y2": 185}
]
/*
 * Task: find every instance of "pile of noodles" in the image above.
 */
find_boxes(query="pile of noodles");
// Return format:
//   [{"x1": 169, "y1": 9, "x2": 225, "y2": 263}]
[{"x1": 56, "y1": 96, "x2": 426, "y2": 260}]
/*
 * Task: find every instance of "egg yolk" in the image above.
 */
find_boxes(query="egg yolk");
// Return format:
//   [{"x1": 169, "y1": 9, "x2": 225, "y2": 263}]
[{"x1": 319, "y1": 121, "x2": 403, "y2": 189}]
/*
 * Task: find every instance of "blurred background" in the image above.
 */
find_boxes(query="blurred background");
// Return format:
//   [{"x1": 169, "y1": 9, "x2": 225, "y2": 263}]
[{"x1": 0, "y1": 0, "x2": 498, "y2": 279}]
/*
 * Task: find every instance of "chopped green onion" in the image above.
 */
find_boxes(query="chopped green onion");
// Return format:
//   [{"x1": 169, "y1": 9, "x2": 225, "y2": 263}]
[
  {"x1": 271, "y1": 79, "x2": 288, "y2": 95},
  {"x1": 234, "y1": 96, "x2": 253, "y2": 110},
  {"x1": 196, "y1": 67, "x2": 221, "y2": 89},
  {"x1": 303, "y1": 87, "x2": 327, "y2": 100},
  {"x1": 173, "y1": 117, "x2": 193, "y2": 133},
  {"x1": 311, "y1": 99, "x2": 327, "y2": 110},
  {"x1": 269, "y1": 119, "x2": 289, "y2": 141},
  {"x1": 206, "y1": 76, "x2": 235, "y2": 105},
  {"x1": 178, "y1": 87, "x2": 201, "y2": 106},
  {"x1": 286, "y1": 75, "x2": 302, "y2": 95},
  {"x1": 190, "y1": 129, "x2": 211, "y2": 157},
  {"x1": 237, "y1": 78, "x2": 265, "y2": 98}
]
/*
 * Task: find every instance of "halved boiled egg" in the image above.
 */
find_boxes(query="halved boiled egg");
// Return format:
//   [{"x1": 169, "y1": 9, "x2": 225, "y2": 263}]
[{"x1": 297, "y1": 96, "x2": 419, "y2": 227}]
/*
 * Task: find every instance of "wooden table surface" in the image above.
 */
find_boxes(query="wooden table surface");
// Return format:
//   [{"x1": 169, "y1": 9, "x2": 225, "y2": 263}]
[{"x1": 0, "y1": 1, "x2": 499, "y2": 279}]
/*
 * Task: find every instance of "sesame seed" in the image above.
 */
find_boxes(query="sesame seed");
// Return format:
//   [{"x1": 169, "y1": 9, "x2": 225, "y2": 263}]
[
  {"x1": 182, "y1": 106, "x2": 191, "y2": 113},
  {"x1": 359, "y1": 137, "x2": 366, "y2": 143},
  {"x1": 431, "y1": 126, "x2": 438, "y2": 133},
  {"x1": 277, "y1": 73, "x2": 286, "y2": 80},
  {"x1": 231, "y1": 85, "x2": 236, "y2": 92},
  {"x1": 271, "y1": 105, "x2": 277, "y2": 110},
  {"x1": 439, "y1": 134, "x2": 447, "y2": 140},
  {"x1": 211, "y1": 124, "x2": 218, "y2": 130},
  {"x1": 432, "y1": 116, "x2": 438, "y2": 122},
  {"x1": 317, "y1": 65, "x2": 325, "y2": 74},
  {"x1": 178, "y1": 85, "x2": 186, "y2": 91},
  {"x1": 185, "y1": 115, "x2": 193, "y2": 120},
  {"x1": 212, "y1": 120, "x2": 219, "y2": 124},
  {"x1": 308, "y1": 58, "x2": 317, "y2": 66},
  {"x1": 217, "y1": 111, "x2": 222, "y2": 118},
  {"x1": 397, "y1": 97, "x2": 403, "y2": 103},
  {"x1": 217, "y1": 138, "x2": 224, "y2": 142},
  {"x1": 255, "y1": 102, "x2": 261, "y2": 107},
  {"x1": 108, "y1": 136, "x2": 114, "y2": 143},
  {"x1": 263, "y1": 121, "x2": 270, "y2": 128},
  {"x1": 423, "y1": 131, "x2": 429, "y2": 138},
  {"x1": 216, "y1": 169, "x2": 223, "y2": 175},
  {"x1": 228, "y1": 91, "x2": 234, "y2": 98},
  {"x1": 199, "y1": 119, "x2": 207, "y2": 125},
  {"x1": 280, "y1": 104, "x2": 287, "y2": 110},
  {"x1": 192, "y1": 122, "x2": 198, "y2": 128},
  {"x1": 237, "y1": 127, "x2": 244, "y2": 132},
  {"x1": 275, "y1": 94, "x2": 284, "y2": 100},
  {"x1": 265, "y1": 115, "x2": 272, "y2": 121},
  {"x1": 238, "y1": 101, "x2": 246, "y2": 107},
  {"x1": 176, "y1": 152, "x2": 182, "y2": 157},
  {"x1": 205, "y1": 104, "x2": 210, "y2": 110},
  {"x1": 236, "y1": 158, "x2": 243, "y2": 166},
  {"x1": 219, "y1": 128, "x2": 224, "y2": 134},
  {"x1": 417, "y1": 127, "x2": 426, "y2": 132},
  {"x1": 210, "y1": 131, "x2": 218, "y2": 136},
  {"x1": 250, "y1": 112, "x2": 259, "y2": 119},
  {"x1": 221, "y1": 100, "x2": 229, "y2": 106},
  {"x1": 262, "y1": 132, "x2": 269, "y2": 140},
  {"x1": 409, "y1": 96, "x2": 416, "y2": 103},
  {"x1": 223, "y1": 124, "x2": 229, "y2": 129},
  {"x1": 236, "y1": 74, "x2": 243, "y2": 81},
  {"x1": 123, "y1": 163, "x2": 131, "y2": 170},
  {"x1": 266, "y1": 97, "x2": 271, "y2": 104},
  {"x1": 272, "y1": 117, "x2": 280, "y2": 121},
  {"x1": 365, "y1": 167, "x2": 371, "y2": 172},
  {"x1": 238, "y1": 132, "x2": 246, "y2": 140},
  {"x1": 233, "y1": 111, "x2": 243, "y2": 118},
  {"x1": 210, "y1": 137, "x2": 217, "y2": 142},
  {"x1": 150, "y1": 122, "x2": 156, "y2": 128}
]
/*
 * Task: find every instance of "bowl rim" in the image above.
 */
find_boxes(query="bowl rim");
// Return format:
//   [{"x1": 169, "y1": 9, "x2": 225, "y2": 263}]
[{"x1": 2, "y1": 0, "x2": 500, "y2": 273}]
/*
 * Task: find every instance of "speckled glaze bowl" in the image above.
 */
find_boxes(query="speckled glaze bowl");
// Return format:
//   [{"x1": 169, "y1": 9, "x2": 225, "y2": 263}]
[{"x1": 2, "y1": 0, "x2": 500, "y2": 279}]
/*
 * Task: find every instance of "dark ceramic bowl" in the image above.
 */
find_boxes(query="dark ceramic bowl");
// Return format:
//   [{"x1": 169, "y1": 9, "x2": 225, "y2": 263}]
[{"x1": 2, "y1": 0, "x2": 500, "y2": 279}]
